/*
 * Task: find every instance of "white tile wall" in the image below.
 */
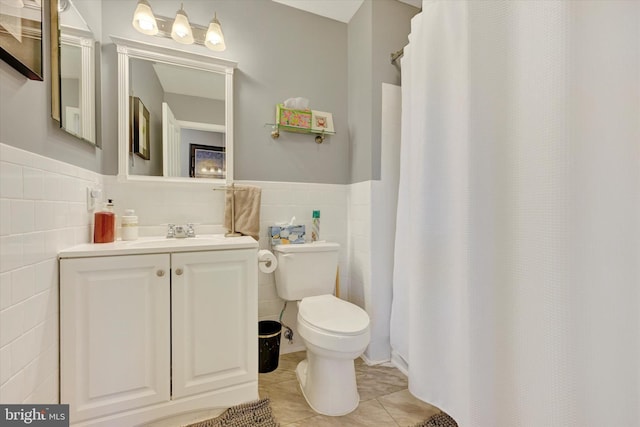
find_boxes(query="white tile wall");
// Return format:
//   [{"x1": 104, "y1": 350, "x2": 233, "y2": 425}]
[
  {"x1": 249, "y1": 181, "x2": 349, "y2": 354},
  {"x1": 0, "y1": 143, "x2": 101, "y2": 404},
  {"x1": 0, "y1": 142, "x2": 381, "y2": 404},
  {"x1": 348, "y1": 180, "x2": 371, "y2": 313},
  {"x1": 102, "y1": 176, "x2": 229, "y2": 237},
  {"x1": 104, "y1": 177, "x2": 350, "y2": 355}
]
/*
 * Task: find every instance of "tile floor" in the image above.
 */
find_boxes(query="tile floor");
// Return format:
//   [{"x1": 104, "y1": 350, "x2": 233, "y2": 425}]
[{"x1": 258, "y1": 351, "x2": 443, "y2": 426}]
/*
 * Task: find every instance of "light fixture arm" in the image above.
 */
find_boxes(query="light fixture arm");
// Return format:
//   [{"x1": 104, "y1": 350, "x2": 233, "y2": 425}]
[
  {"x1": 131, "y1": 1, "x2": 226, "y2": 52},
  {"x1": 154, "y1": 15, "x2": 208, "y2": 45}
]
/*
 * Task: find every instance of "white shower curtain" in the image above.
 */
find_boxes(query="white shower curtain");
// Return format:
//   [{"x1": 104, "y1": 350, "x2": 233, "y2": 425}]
[{"x1": 390, "y1": 1, "x2": 639, "y2": 426}]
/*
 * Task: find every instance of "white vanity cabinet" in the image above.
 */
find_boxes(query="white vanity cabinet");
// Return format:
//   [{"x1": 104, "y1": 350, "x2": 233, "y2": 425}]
[
  {"x1": 59, "y1": 237, "x2": 258, "y2": 427},
  {"x1": 60, "y1": 254, "x2": 171, "y2": 422},
  {"x1": 171, "y1": 250, "x2": 256, "y2": 399}
]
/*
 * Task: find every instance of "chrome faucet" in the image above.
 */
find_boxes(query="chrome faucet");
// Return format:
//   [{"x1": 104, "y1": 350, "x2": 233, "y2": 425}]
[
  {"x1": 166, "y1": 223, "x2": 196, "y2": 239},
  {"x1": 174, "y1": 225, "x2": 186, "y2": 238}
]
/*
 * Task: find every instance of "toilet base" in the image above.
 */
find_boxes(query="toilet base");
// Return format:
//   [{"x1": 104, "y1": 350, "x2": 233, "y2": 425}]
[{"x1": 295, "y1": 352, "x2": 360, "y2": 416}]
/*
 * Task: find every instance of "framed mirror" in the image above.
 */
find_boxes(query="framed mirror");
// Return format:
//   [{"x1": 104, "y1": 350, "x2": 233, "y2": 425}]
[
  {"x1": 51, "y1": 0, "x2": 98, "y2": 144},
  {"x1": 113, "y1": 37, "x2": 236, "y2": 183}
]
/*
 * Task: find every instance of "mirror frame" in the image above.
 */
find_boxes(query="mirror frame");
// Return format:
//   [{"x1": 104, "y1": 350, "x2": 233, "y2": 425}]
[
  {"x1": 50, "y1": 0, "x2": 98, "y2": 144},
  {"x1": 112, "y1": 36, "x2": 237, "y2": 184},
  {"x1": 51, "y1": 0, "x2": 60, "y2": 122},
  {"x1": 59, "y1": 29, "x2": 96, "y2": 142}
]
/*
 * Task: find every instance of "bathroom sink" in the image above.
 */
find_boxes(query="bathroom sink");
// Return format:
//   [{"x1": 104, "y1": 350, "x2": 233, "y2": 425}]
[
  {"x1": 58, "y1": 234, "x2": 259, "y2": 258},
  {"x1": 124, "y1": 235, "x2": 227, "y2": 248}
]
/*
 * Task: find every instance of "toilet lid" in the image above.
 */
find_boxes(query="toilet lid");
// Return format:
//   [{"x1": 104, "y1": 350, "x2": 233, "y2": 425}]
[{"x1": 298, "y1": 295, "x2": 369, "y2": 335}]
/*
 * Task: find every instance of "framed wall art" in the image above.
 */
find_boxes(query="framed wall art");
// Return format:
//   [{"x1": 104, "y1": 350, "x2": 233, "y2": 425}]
[
  {"x1": 130, "y1": 96, "x2": 150, "y2": 160},
  {"x1": 311, "y1": 110, "x2": 334, "y2": 133},
  {"x1": 0, "y1": 0, "x2": 43, "y2": 80},
  {"x1": 190, "y1": 144, "x2": 225, "y2": 179}
]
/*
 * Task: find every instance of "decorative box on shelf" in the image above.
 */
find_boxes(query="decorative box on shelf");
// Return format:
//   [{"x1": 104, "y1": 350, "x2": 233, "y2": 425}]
[
  {"x1": 276, "y1": 104, "x2": 312, "y2": 133},
  {"x1": 270, "y1": 104, "x2": 335, "y2": 143}
]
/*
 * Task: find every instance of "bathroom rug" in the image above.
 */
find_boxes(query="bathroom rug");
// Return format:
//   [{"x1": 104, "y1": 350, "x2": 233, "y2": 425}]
[
  {"x1": 412, "y1": 411, "x2": 459, "y2": 427},
  {"x1": 184, "y1": 398, "x2": 279, "y2": 427}
]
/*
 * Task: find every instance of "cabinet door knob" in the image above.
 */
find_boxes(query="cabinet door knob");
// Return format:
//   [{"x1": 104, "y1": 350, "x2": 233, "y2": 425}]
[
  {"x1": 157, "y1": 270, "x2": 165, "y2": 277},
  {"x1": 175, "y1": 268, "x2": 183, "y2": 276}
]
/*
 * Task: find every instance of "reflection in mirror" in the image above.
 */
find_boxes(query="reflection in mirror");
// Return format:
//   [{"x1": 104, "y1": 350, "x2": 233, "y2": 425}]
[
  {"x1": 129, "y1": 58, "x2": 226, "y2": 178},
  {"x1": 114, "y1": 37, "x2": 237, "y2": 183},
  {"x1": 57, "y1": 0, "x2": 97, "y2": 144}
]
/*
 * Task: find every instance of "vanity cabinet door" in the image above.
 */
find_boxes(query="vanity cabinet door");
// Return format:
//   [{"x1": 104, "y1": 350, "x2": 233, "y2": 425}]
[
  {"x1": 171, "y1": 249, "x2": 258, "y2": 399},
  {"x1": 60, "y1": 254, "x2": 171, "y2": 423}
]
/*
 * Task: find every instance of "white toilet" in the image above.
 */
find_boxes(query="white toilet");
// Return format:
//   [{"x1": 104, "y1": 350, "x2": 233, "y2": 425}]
[{"x1": 272, "y1": 242, "x2": 370, "y2": 416}]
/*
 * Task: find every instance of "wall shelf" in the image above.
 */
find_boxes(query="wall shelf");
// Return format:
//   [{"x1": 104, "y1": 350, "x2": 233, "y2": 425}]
[
  {"x1": 267, "y1": 104, "x2": 335, "y2": 143},
  {"x1": 266, "y1": 123, "x2": 335, "y2": 144}
]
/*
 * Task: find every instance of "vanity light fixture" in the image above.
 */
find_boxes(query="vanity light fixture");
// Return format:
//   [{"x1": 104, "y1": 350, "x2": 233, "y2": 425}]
[
  {"x1": 131, "y1": 0, "x2": 226, "y2": 52},
  {"x1": 205, "y1": 13, "x2": 226, "y2": 51},
  {"x1": 170, "y1": 3, "x2": 194, "y2": 44},
  {"x1": 132, "y1": 0, "x2": 158, "y2": 35}
]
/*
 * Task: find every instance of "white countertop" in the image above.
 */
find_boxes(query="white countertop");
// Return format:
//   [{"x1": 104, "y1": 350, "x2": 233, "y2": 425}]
[{"x1": 59, "y1": 235, "x2": 259, "y2": 258}]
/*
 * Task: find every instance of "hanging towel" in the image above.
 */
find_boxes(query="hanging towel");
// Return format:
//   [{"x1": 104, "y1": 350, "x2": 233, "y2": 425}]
[{"x1": 224, "y1": 185, "x2": 262, "y2": 240}]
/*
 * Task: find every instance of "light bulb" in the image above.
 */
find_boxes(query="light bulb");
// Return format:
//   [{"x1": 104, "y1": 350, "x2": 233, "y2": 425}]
[
  {"x1": 171, "y1": 5, "x2": 194, "y2": 44},
  {"x1": 132, "y1": 0, "x2": 158, "y2": 36},
  {"x1": 205, "y1": 13, "x2": 226, "y2": 51}
]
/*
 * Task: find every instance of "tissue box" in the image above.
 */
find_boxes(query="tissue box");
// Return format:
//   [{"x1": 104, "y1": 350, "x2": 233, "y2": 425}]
[
  {"x1": 277, "y1": 104, "x2": 311, "y2": 133},
  {"x1": 269, "y1": 225, "x2": 306, "y2": 245}
]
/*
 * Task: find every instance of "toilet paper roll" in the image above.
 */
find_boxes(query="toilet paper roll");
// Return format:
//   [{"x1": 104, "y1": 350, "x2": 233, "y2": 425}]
[{"x1": 258, "y1": 249, "x2": 277, "y2": 274}]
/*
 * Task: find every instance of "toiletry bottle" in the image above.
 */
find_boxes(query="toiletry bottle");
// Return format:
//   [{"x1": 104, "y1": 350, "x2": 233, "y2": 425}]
[
  {"x1": 94, "y1": 199, "x2": 116, "y2": 243},
  {"x1": 121, "y1": 209, "x2": 139, "y2": 241},
  {"x1": 312, "y1": 210, "x2": 320, "y2": 242},
  {"x1": 107, "y1": 200, "x2": 117, "y2": 241}
]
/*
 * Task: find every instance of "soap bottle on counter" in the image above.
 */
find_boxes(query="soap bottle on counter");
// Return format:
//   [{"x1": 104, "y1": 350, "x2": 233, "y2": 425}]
[
  {"x1": 121, "y1": 209, "x2": 139, "y2": 241},
  {"x1": 93, "y1": 199, "x2": 116, "y2": 243}
]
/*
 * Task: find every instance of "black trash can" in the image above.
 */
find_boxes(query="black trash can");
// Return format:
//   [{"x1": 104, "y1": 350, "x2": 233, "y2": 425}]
[{"x1": 258, "y1": 320, "x2": 282, "y2": 373}]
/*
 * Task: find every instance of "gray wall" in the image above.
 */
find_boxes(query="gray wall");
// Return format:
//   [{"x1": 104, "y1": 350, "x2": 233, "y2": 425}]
[
  {"x1": 348, "y1": 0, "x2": 418, "y2": 183},
  {"x1": 100, "y1": 0, "x2": 350, "y2": 184},
  {"x1": 371, "y1": 0, "x2": 417, "y2": 180},
  {"x1": 0, "y1": 2, "x2": 102, "y2": 173},
  {"x1": 129, "y1": 58, "x2": 163, "y2": 176},
  {"x1": 180, "y1": 129, "x2": 224, "y2": 178},
  {"x1": 1, "y1": 0, "x2": 416, "y2": 185},
  {"x1": 348, "y1": 2, "x2": 373, "y2": 184},
  {"x1": 165, "y1": 93, "x2": 225, "y2": 125},
  {"x1": 61, "y1": 77, "x2": 80, "y2": 129}
]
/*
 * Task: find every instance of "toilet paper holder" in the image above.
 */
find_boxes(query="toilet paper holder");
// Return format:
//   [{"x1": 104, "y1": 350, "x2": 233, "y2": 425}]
[
  {"x1": 260, "y1": 259, "x2": 272, "y2": 268},
  {"x1": 258, "y1": 249, "x2": 278, "y2": 273}
]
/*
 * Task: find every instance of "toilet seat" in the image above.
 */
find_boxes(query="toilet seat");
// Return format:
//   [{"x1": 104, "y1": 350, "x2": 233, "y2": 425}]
[
  {"x1": 298, "y1": 295, "x2": 369, "y2": 336},
  {"x1": 297, "y1": 295, "x2": 370, "y2": 355}
]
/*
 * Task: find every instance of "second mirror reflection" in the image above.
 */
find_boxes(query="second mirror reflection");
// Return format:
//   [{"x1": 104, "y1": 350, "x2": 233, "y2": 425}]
[
  {"x1": 128, "y1": 58, "x2": 226, "y2": 179},
  {"x1": 58, "y1": 0, "x2": 98, "y2": 144}
]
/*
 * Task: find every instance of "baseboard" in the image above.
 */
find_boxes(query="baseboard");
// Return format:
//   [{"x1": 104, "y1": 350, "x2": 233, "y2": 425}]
[
  {"x1": 279, "y1": 342, "x2": 305, "y2": 354},
  {"x1": 360, "y1": 353, "x2": 392, "y2": 366},
  {"x1": 70, "y1": 381, "x2": 258, "y2": 427},
  {"x1": 390, "y1": 350, "x2": 408, "y2": 376}
]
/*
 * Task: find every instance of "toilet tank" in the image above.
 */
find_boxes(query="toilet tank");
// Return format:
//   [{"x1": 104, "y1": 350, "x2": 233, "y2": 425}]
[{"x1": 272, "y1": 242, "x2": 339, "y2": 301}]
